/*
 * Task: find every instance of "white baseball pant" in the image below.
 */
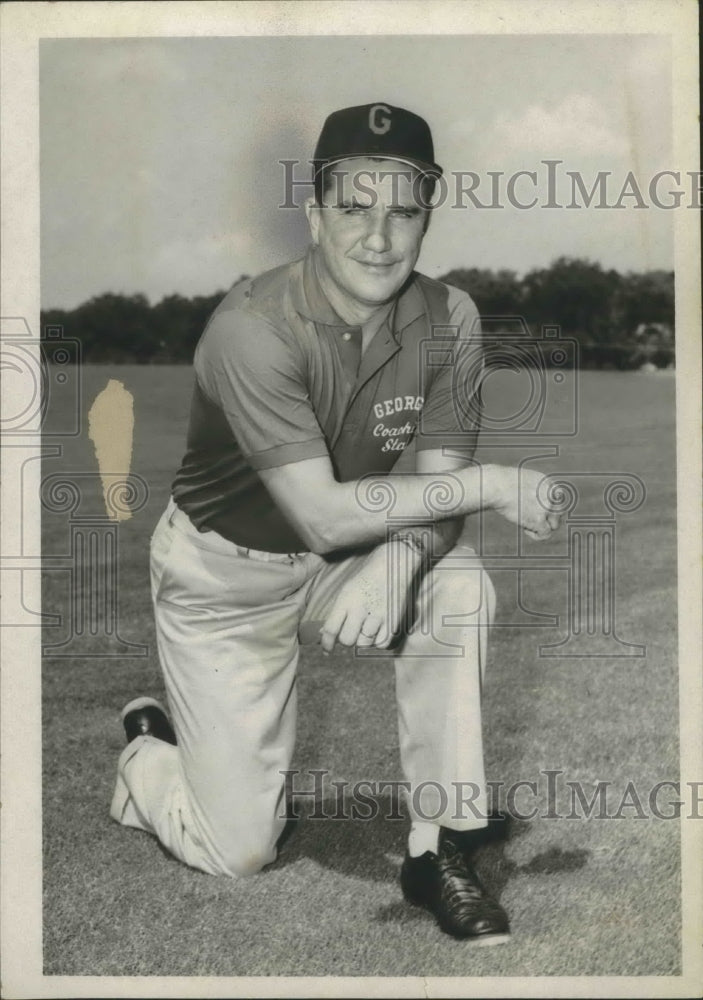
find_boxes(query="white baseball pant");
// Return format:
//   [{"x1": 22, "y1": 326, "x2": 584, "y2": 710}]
[{"x1": 110, "y1": 497, "x2": 495, "y2": 877}]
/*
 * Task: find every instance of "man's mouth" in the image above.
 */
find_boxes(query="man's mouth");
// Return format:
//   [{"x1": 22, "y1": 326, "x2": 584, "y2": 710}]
[{"x1": 354, "y1": 259, "x2": 398, "y2": 270}]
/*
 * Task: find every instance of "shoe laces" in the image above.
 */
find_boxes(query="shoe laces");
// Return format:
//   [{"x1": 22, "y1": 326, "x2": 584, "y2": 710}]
[{"x1": 437, "y1": 841, "x2": 487, "y2": 910}]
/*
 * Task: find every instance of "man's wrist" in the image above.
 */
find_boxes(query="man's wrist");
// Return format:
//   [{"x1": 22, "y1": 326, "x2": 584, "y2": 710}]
[{"x1": 387, "y1": 530, "x2": 430, "y2": 567}]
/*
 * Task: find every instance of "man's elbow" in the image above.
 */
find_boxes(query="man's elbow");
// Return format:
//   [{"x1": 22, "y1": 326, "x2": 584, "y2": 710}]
[
  {"x1": 304, "y1": 521, "x2": 344, "y2": 555},
  {"x1": 270, "y1": 483, "x2": 350, "y2": 554},
  {"x1": 296, "y1": 514, "x2": 342, "y2": 555}
]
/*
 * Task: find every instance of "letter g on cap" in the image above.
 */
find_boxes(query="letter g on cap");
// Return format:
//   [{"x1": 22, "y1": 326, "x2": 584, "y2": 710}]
[{"x1": 369, "y1": 104, "x2": 392, "y2": 135}]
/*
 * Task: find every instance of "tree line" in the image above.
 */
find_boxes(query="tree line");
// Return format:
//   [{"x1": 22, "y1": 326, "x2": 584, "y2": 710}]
[{"x1": 41, "y1": 257, "x2": 674, "y2": 368}]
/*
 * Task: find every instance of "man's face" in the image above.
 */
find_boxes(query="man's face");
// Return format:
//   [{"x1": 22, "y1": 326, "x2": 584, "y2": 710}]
[{"x1": 306, "y1": 157, "x2": 430, "y2": 315}]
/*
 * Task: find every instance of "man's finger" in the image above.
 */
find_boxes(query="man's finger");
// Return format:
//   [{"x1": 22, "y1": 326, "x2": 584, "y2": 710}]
[
  {"x1": 355, "y1": 614, "x2": 383, "y2": 648},
  {"x1": 338, "y1": 608, "x2": 366, "y2": 647},
  {"x1": 523, "y1": 522, "x2": 550, "y2": 541},
  {"x1": 547, "y1": 511, "x2": 561, "y2": 532},
  {"x1": 375, "y1": 611, "x2": 403, "y2": 648},
  {"x1": 320, "y1": 605, "x2": 348, "y2": 652}
]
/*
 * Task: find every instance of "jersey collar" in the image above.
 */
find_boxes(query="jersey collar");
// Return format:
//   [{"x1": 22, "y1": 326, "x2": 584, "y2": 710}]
[{"x1": 291, "y1": 245, "x2": 426, "y2": 340}]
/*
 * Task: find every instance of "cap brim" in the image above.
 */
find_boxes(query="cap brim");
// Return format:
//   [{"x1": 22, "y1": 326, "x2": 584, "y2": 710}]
[{"x1": 313, "y1": 155, "x2": 443, "y2": 179}]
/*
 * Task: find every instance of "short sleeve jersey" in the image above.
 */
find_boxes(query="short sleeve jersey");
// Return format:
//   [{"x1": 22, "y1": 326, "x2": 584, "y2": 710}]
[{"x1": 172, "y1": 246, "x2": 483, "y2": 553}]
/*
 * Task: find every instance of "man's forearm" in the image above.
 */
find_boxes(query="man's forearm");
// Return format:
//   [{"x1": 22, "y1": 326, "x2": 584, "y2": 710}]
[
  {"x1": 318, "y1": 466, "x2": 490, "y2": 552},
  {"x1": 261, "y1": 460, "x2": 554, "y2": 555}
]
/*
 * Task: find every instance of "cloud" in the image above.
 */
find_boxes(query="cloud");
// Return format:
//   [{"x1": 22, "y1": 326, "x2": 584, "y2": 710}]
[
  {"x1": 492, "y1": 93, "x2": 627, "y2": 157},
  {"x1": 138, "y1": 230, "x2": 257, "y2": 300}
]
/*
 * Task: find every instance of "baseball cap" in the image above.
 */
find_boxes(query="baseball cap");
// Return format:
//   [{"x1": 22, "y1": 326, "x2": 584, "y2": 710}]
[{"x1": 313, "y1": 102, "x2": 443, "y2": 178}]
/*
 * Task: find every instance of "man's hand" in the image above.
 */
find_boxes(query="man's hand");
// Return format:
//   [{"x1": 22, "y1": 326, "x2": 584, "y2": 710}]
[
  {"x1": 319, "y1": 541, "x2": 418, "y2": 652},
  {"x1": 485, "y1": 465, "x2": 562, "y2": 540}
]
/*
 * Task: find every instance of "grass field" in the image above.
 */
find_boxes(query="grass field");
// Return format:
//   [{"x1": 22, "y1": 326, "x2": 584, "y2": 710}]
[{"x1": 41, "y1": 364, "x2": 680, "y2": 977}]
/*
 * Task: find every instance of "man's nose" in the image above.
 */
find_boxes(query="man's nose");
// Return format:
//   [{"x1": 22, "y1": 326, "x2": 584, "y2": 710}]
[{"x1": 361, "y1": 212, "x2": 392, "y2": 253}]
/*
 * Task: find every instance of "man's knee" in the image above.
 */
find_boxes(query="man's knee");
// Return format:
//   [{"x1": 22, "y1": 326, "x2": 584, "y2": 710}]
[
  {"x1": 216, "y1": 832, "x2": 277, "y2": 878},
  {"x1": 208, "y1": 814, "x2": 282, "y2": 878}
]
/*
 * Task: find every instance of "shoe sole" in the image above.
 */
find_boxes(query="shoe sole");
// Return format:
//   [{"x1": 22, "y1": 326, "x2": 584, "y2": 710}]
[
  {"x1": 403, "y1": 892, "x2": 511, "y2": 946},
  {"x1": 120, "y1": 696, "x2": 169, "y2": 722},
  {"x1": 450, "y1": 930, "x2": 511, "y2": 947}
]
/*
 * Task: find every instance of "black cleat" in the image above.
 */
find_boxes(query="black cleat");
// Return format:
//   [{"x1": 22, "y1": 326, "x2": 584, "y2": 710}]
[
  {"x1": 121, "y1": 696, "x2": 177, "y2": 746},
  {"x1": 400, "y1": 828, "x2": 510, "y2": 944}
]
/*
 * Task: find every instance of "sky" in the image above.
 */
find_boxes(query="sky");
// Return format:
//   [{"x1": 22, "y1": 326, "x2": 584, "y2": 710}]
[{"x1": 40, "y1": 34, "x2": 675, "y2": 309}]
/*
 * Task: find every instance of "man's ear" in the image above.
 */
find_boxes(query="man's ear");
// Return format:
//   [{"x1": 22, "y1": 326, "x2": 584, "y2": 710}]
[
  {"x1": 422, "y1": 208, "x2": 433, "y2": 236},
  {"x1": 304, "y1": 197, "x2": 321, "y2": 245}
]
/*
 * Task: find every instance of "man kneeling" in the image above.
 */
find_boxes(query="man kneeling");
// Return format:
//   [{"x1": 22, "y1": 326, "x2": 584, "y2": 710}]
[{"x1": 111, "y1": 102, "x2": 560, "y2": 942}]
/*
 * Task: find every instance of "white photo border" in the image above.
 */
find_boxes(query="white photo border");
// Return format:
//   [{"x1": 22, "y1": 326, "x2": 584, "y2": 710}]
[{"x1": 1, "y1": 2, "x2": 700, "y2": 997}]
